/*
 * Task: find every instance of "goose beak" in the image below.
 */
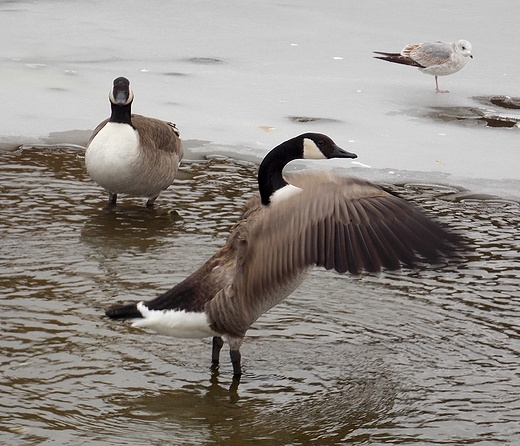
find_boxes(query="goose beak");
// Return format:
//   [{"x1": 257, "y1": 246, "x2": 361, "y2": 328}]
[
  {"x1": 113, "y1": 89, "x2": 129, "y2": 104},
  {"x1": 331, "y1": 145, "x2": 357, "y2": 159}
]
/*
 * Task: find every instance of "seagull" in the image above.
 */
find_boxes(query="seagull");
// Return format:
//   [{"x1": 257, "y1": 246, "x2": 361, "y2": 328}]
[
  {"x1": 374, "y1": 40, "x2": 473, "y2": 93},
  {"x1": 105, "y1": 133, "x2": 465, "y2": 378}
]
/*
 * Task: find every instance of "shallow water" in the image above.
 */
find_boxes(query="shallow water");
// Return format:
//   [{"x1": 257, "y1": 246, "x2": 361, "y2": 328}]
[
  {"x1": 1, "y1": 145, "x2": 519, "y2": 445},
  {"x1": 2, "y1": 1, "x2": 520, "y2": 442}
]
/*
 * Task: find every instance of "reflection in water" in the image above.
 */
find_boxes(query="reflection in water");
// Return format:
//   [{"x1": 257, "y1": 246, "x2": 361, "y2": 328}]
[
  {"x1": 112, "y1": 345, "x2": 396, "y2": 445},
  {"x1": 81, "y1": 206, "x2": 183, "y2": 252},
  {"x1": 1, "y1": 145, "x2": 519, "y2": 444}
]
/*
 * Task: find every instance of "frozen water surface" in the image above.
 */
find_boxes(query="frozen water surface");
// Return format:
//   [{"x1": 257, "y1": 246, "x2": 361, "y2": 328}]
[{"x1": 1, "y1": 0, "x2": 519, "y2": 198}]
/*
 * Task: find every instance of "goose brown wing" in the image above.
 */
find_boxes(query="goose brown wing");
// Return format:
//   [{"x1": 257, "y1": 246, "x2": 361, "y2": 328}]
[
  {"x1": 235, "y1": 172, "x2": 463, "y2": 301},
  {"x1": 86, "y1": 119, "x2": 109, "y2": 146},
  {"x1": 131, "y1": 114, "x2": 183, "y2": 157}
]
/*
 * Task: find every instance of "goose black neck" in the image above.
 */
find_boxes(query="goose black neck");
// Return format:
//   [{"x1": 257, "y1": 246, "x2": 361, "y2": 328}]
[
  {"x1": 258, "y1": 138, "x2": 302, "y2": 206},
  {"x1": 109, "y1": 102, "x2": 132, "y2": 125}
]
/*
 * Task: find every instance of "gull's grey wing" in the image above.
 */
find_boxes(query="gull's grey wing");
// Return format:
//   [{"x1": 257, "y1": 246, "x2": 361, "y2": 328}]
[{"x1": 404, "y1": 41, "x2": 453, "y2": 67}]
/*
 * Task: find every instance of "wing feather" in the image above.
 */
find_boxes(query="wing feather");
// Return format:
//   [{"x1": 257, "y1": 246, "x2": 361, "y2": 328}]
[
  {"x1": 132, "y1": 114, "x2": 183, "y2": 156},
  {"x1": 226, "y1": 173, "x2": 463, "y2": 327},
  {"x1": 334, "y1": 223, "x2": 348, "y2": 273},
  {"x1": 405, "y1": 41, "x2": 453, "y2": 68}
]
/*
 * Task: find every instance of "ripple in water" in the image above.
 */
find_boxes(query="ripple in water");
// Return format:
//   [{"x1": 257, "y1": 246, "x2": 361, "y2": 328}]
[{"x1": 1, "y1": 145, "x2": 519, "y2": 444}]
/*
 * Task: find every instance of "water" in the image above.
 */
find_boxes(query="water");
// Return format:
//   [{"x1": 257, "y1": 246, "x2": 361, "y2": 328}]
[
  {"x1": 2, "y1": 0, "x2": 520, "y2": 443},
  {"x1": 1, "y1": 145, "x2": 519, "y2": 444}
]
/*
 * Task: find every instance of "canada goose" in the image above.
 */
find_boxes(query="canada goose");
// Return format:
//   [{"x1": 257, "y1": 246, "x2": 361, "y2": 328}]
[
  {"x1": 106, "y1": 133, "x2": 463, "y2": 377},
  {"x1": 85, "y1": 77, "x2": 183, "y2": 207},
  {"x1": 374, "y1": 40, "x2": 473, "y2": 93}
]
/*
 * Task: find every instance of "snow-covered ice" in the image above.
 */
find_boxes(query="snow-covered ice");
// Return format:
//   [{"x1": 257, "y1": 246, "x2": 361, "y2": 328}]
[{"x1": 1, "y1": 0, "x2": 519, "y2": 199}]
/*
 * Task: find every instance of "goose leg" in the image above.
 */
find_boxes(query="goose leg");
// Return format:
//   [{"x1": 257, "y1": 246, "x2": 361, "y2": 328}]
[
  {"x1": 146, "y1": 194, "x2": 159, "y2": 207},
  {"x1": 230, "y1": 350, "x2": 242, "y2": 377},
  {"x1": 108, "y1": 193, "x2": 117, "y2": 205},
  {"x1": 229, "y1": 375, "x2": 241, "y2": 398},
  {"x1": 211, "y1": 336, "x2": 224, "y2": 369},
  {"x1": 227, "y1": 336, "x2": 244, "y2": 376}
]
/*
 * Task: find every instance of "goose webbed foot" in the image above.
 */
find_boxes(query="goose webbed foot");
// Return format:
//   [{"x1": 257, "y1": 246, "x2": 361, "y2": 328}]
[{"x1": 211, "y1": 336, "x2": 224, "y2": 370}]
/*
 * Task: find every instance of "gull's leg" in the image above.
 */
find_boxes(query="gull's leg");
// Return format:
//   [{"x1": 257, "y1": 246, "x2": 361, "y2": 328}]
[{"x1": 435, "y1": 76, "x2": 449, "y2": 93}]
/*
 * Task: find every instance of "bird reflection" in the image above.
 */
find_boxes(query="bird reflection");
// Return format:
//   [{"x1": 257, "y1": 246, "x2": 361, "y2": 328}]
[
  {"x1": 80, "y1": 205, "x2": 182, "y2": 253},
  {"x1": 209, "y1": 368, "x2": 240, "y2": 403}
]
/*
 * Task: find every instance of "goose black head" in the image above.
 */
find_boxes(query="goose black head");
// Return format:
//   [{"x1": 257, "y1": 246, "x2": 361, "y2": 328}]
[
  {"x1": 301, "y1": 133, "x2": 357, "y2": 160},
  {"x1": 109, "y1": 77, "x2": 134, "y2": 106},
  {"x1": 258, "y1": 133, "x2": 358, "y2": 206}
]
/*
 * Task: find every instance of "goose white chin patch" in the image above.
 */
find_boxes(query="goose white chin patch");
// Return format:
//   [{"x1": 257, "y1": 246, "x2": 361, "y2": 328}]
[
  {"x1": 303, "y1": 138, "x2": 327, "y2": 160},
  {"x1": 132, "y1": 302, "x2": 218, "y2": 338}
]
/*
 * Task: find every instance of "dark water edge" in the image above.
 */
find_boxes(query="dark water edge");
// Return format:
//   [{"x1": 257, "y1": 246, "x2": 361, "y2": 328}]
[{"x1": 1, "y1": 145, "x2": 519, "y2": 445}]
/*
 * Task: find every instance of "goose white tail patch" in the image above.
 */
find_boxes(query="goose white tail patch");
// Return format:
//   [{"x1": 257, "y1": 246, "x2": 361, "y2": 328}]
[
  {"x1": 131, "y1": 302, "x2": 218, "y2": 339},
  {"x1": 303, "y1": 138, "x2": 327, "y2": 160}
]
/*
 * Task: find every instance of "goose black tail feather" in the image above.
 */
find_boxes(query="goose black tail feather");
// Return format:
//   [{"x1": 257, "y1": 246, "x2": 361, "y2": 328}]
[
  {"x1": 105, "y1": 278, "x2": 203, "y2": 320},
  {"x1": 105, "y1": 303, "x2": 141, "y2": 320}
]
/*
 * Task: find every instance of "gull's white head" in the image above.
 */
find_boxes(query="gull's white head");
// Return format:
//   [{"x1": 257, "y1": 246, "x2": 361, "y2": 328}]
[{"x1": 456, "y1": 40, "x2": 473, "y2": 59}]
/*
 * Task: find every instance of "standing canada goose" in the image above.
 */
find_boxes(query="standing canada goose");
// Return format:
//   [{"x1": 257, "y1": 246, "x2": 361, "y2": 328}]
[
  {"x1": 374, "y1": 39, "x2": 473, "y2": 93},
  {"x1": 106, "y1": 133, "x2": 463, "y2": 377},
  {"x1": 85, "y1": 77, "x2": 183, "y2": 207}
]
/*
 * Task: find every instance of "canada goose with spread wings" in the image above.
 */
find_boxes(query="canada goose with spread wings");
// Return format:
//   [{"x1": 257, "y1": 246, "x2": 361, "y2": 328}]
[{"x1": 106, "y1": 133, "x2": 464, "y2": 377}]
